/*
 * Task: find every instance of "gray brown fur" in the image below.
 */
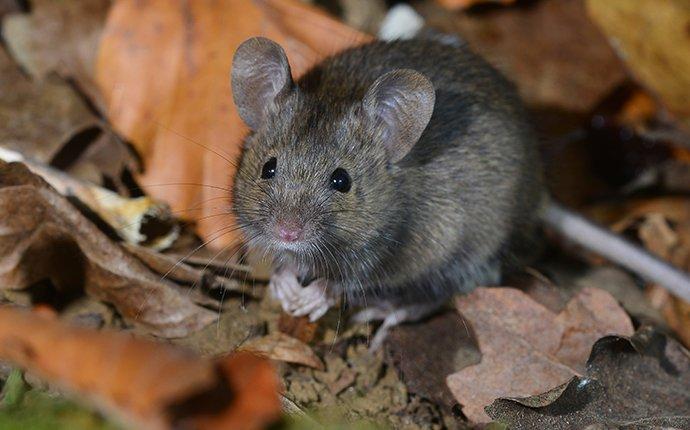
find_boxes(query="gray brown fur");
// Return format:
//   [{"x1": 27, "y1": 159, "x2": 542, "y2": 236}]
[{"x1": 231, "y1": 37, "x2": 545, "y2": 306}]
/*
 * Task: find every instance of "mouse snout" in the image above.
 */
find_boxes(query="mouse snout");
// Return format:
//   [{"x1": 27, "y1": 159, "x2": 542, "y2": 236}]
[{"x1": 275, "y1": 219, "x2": 304, "y2": 243}]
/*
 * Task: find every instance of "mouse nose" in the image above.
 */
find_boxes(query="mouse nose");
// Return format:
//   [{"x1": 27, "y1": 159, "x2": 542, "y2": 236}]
[{"x1": 275, "y1": 220, "x2": 303, "y2": 242}]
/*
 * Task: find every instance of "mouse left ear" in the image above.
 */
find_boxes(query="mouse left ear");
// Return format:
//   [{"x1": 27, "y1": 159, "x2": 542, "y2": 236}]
[
  {"x1": 362, "y1": 69, "x2": 435, "y2": 163},
  {"x1": 232, "y1": 37, "x2": 294, "y2": 130}
]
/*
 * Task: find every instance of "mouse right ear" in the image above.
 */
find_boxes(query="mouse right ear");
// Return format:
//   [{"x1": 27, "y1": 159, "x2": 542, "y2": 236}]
[{"x1": 231, "y1": 37, "x2": 294, "y2": 130}]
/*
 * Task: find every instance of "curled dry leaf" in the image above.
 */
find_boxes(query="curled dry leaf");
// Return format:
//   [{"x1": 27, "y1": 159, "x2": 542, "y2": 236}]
[
  {"x1": 96, "y1": 0, "x2": 370, "y2": 248},
  {"x1": 0, "y1": 43, "x2": 137, "y2": 191},
  {"x1": 0, "y1": 306, "x2": 282, "y2": 430},
  {"x1": 0, "y1": 161, "x2": 215, "y2": 337},
  {"x1": 587, "y1": 0, "x2": 690, "y2": 131},
  {"x1": 1, "y1": 0, "x2": 109, "y2": 105},
  {"x1": 0, "y1": 146, "x2": 177, "y2": 250},
  {"x1": 0, "y1": 46, "x2": 96, "y2": 163},
  {"x1": 487, "y1": 326, "x2": 690, "y2": 429},
  {"x1": 446, "y1": 287, "x2": 633, "y2": 423},
  {"x1": 589, "y1": 197, "x2": 690, "y2": 347},
  {"x1": 240, "y1": 332, "x2": 325, "y2": 370},
  {"x1": 123, "y1": 242, "x2": 256, "y2": 299}
]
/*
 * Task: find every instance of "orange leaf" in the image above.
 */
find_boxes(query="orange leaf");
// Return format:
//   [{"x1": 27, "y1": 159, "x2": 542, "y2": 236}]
[
  {"x1": 95, "y1": 0, "x2": 369, "y2": 248},
  {"x1": 0, "y1": 306, "x2": 281, "y2": 430}
]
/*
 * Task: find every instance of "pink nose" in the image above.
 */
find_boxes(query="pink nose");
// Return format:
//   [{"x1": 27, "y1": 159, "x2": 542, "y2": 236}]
[{"x1": 276, "y1": 222, "x2": 302, "y2": 242}]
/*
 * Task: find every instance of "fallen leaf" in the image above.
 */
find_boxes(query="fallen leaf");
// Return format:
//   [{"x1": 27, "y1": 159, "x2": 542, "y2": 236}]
[
  {"x1": 435, "y1": 0, "x2": 515, "y2": 11},
  {"x1": 487, "y1": 326, "x2": 690, "y2": 429},
  {"x1": 1, "y1": 0, "x2": 109, "y2": 105},
  {"x1": 0, "y1": 146, "x2": 177, "y2": 250},
  {"x1": 0, "y1": 306, "x2": 282, "y2": 430},
  {"x1": 0, "y1": 42, "x2": 136, "y2": 192},
  {"x1": 123, "y1": 242, "x2": 257, "y2": 299},
  {"x1": 446, "y1": 287, "x2": 633, "y2": 423},
  {"x1": 241, "y1": 332, "x2": 324, "y2": 370},
  {"x1": 589, "y1": 197, "x2": 690, "y2": 347},
  {"x1": 0, "y1": 160, "x2": 215, "y2": 337},
  {"x1": 64, "y1": 130, "x2": 141, "y2": 196},
  {"x1": 587, "y1": 0, "x2": 690, "y2": 131},
  {"x1": 95, "y1": 0, "x2": 370, "y2": 248},
  {"x1": 0, "y1": 46, "x2": 96, "y2": 163},
  {"x1": 419, "y1": 0, "x2": 626, "y2": 113}
]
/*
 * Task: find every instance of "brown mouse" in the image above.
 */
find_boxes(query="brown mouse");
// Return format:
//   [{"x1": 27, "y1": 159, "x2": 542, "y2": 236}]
[{"x1": 230, "y1": 36, "x2": 690, "y2": 349}]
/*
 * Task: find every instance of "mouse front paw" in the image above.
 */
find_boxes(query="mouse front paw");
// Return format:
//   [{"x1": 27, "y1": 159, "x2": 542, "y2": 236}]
[{"x1": 269, "y1": 270, "x2": 336, "y2": 322}]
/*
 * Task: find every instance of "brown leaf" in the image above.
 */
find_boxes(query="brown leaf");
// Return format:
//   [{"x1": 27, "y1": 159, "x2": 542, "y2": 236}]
[
  {"x1": 95, "y1": 0, "x2": 370, "y2": 248},
  {"x1": 241, "y1": 332, "x2": 324, "y2": 370},
  {"x1": 0, "y1": 43, "x2": 136, "y2": 191},
  {"x1": 0, "y1": 46, "x2": 96, "y2": 163},
  {"x1": 446, "y1": 287, "x2": 633, "y2": 423},
  {"x1": 486, "y1": 327, "x2": 690, "y2": 428},
  {"x1": 0, "y1": 160, "x2": 215, "y2": 337},
  {"x1": 123, "y1": 242, "x2": 257, "y2": 299},
  {"x1": 591, "y1": 197, "x2": 690, "y2": 347},
  {"x1": 420, "y1": 0, "x2": 626, "y2": 113},
  {"x1": 0, "y1": 306, "x2": 282, "y2": 430},
  {"x1": 435, "y1": 0, "x2": 515, "y2": 11},
  {"x1": 587, "y1": 0, "x2": 690, "y2": 131},
  {"x1": 0, "y1": 147, "x2": 177, "y2": 249},
  {"x1": 1, "y1": 0, "x2": 109, "y2": 105}
]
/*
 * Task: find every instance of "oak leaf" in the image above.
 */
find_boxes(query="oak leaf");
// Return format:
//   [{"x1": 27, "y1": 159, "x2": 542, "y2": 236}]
[{"x1": 446, "y1": 287, "x2": 633, "y2": 422}]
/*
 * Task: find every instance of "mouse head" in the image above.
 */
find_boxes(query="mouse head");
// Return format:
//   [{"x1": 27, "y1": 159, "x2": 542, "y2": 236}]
[{"x1": 230, "y1": 37, "x2": 434, "y2": 272}]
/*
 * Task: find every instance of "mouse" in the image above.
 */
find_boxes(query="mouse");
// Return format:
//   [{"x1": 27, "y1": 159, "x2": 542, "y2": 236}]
[{"x1": 230, "y1": 36, "x2": 690, "y2": 349}]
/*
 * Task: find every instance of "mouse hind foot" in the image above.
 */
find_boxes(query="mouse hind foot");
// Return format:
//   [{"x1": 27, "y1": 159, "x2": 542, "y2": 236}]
[{"x1": 351, "y1": 300, "x2": 445, "y2": 351}]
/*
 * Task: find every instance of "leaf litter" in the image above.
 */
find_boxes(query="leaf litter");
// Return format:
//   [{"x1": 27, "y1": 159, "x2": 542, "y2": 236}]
[{"x1": 1, "y1": 0, "x2": 690, "y2": 429}]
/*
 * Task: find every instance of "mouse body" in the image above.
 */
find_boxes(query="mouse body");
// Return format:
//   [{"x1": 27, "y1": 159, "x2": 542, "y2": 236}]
[{"x1": 231, "y1": 37, "x2": 543, "y2": 329}]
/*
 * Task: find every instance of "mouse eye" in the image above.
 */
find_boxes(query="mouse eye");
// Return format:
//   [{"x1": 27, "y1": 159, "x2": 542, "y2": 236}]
[
  {"x1": 330, "y1": 168, "x2": 351, "y2": 193},
  {"x1": 261, "y1": 157, "x2": 277, "y2": 179}
]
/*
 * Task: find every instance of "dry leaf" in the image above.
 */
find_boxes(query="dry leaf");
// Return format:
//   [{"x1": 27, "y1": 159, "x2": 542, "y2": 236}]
[
  {"x1": 123, "y1": 242, "x2": 256, "y2": 299},
  {"x1": 435, "y1": 0, "x2": 515, "y2": 11},
  {"x1": 0, "y1": 306, "x2": 282, "y2": 430},
  {"x1": 0, "y1": 46, "x2": 96, "y2": 163},
  {"x1": 590, "y1": 197, "x2": 690, "y2": 347},
  {"x1": 487, "y1": 327, "x2": 690, "y2": 429},
  {"x1": 420, "y1": 0, "x2": 626, "y2": 113},
  {"x1": 587, "y1": 0, "x2": 690, "y2": 131},
  {"x1": 2, "y1": 0, "x2": 109, "y2": 105},
  {"x1": 241, "y1": 332, "x2": 324, "y2": 370},
  {"x1": 446, "y1": 287, "x2": 633, "y2": 423},
  {"x1": 0, "y1": 146, "x2": 177, "y2": 250},
  {"x1": 95, "y1": 0, "x2": 370, "y2": 248},
  {"x1": 0, "y1": 43, "x2": 136, "y2": 191},
  {"x1": 0, "y1": 161, "x2": 215, "y2": 337}
]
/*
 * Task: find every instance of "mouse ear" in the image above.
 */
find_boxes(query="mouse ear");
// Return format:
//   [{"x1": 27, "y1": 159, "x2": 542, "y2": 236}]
[
  {"x1": 362, "y1": 69, "x2": 435, "y2": 163},
  {"x1": 231, "y1": 37, "x2": 294, "y2": 130}
]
